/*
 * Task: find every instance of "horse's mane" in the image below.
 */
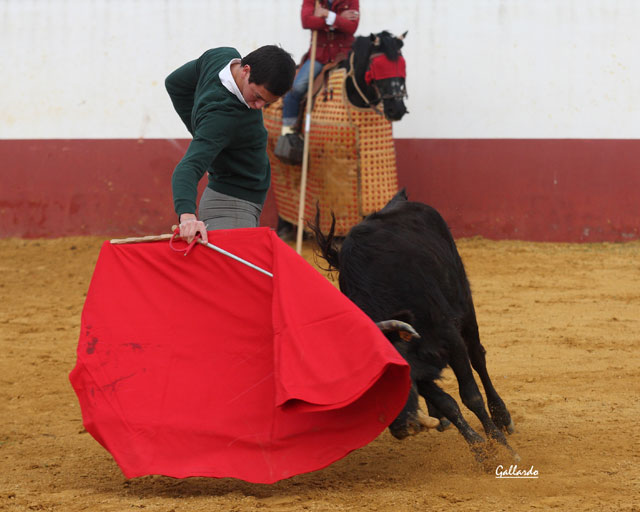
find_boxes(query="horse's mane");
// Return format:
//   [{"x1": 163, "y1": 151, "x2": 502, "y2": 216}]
[
  {"x1": 350, "y1": 35, "x2": 374, "y2": 80},
  {"x1": 376, "y1": 30, "x2": 403, "y2": 62}
]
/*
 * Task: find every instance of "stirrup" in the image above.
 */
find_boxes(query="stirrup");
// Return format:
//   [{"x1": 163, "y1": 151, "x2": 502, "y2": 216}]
[{"x1": 274, "y1": 133, "x2": 304, "y2": 166}]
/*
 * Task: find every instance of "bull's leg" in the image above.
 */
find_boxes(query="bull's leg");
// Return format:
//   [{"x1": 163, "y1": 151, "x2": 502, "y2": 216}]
[
  {"x1": 446, "y1": 333, "x2": 519, "y2": 460},
  {"x1": 448, "y1": 337, "x2": 505, "y2": 444},
  {"x1": 424, "y1": 399, "x2": 452, "y2": 432},
  {"x1": 388, "y1": 385, "x2": 430, "y2": 439},
  {"x1": 461, "y1": 313, "x2": 515, "y2": 434},
  {"x1": 417, "y1": 380, "x2": 484, "y2": 447}
]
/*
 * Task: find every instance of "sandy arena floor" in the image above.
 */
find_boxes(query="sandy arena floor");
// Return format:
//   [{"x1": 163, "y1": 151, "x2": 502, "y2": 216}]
[{"x1": 0, "y1": 235, "x2": 638, "y2": 511}]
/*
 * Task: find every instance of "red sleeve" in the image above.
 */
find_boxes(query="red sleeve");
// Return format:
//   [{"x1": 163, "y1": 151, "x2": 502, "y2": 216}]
[
  {"x1": 332, "y1": 0, "x2": 359, "y2": 35},
  {"x1": 301, "y1": 0, "x2": 328, "y2": 31},
  {"x1": 301, "y1": 0, "x2": 360, "y2": 33}
]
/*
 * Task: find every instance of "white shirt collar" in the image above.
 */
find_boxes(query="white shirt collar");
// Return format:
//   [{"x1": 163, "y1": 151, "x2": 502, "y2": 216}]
[{"x1": 219, "y1": 58, "x2": 250, "y2": 108}]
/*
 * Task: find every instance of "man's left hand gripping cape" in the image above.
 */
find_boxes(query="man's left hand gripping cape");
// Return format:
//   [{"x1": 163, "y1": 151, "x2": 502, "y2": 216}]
[{"x1": 69, "y1": 228, "x2": 411, "y2": 484}]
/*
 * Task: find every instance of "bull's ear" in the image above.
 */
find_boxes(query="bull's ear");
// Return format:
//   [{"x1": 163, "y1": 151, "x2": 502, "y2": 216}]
[{"x1": 391, "y1": 309, "x2": 415, "y2": 326}]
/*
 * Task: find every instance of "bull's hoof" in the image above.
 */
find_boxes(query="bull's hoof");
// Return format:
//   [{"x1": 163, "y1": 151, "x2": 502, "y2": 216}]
[
  {"x1": 489, "y1": 402, "x2": 515, "y2": 434},
  {"x1": 437, "y1": 417, "x2": 452, "y2": 432},
  {"x1": 389, "y1": 428, "x2": 410, "y2": 440}
]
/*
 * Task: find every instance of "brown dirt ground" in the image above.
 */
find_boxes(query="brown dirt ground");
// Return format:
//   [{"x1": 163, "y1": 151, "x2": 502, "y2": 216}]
[{"x1": 1, "y1": 235, "x2": 639, "y2": 512}]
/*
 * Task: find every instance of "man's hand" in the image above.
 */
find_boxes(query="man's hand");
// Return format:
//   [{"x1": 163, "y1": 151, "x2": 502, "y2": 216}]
[
  {"x1": 179, "y1": 213, "x2": 208, "y2": 244},
  {"x1": 314, "y1": 5, "x2": 329, "y2": 18},
  {"x1": 339, "y1": 9, "x2": 359, "y2": 21}
]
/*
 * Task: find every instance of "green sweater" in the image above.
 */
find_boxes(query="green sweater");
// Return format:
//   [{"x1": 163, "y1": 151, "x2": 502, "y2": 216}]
[{"x1": 166, "y1": 47, "x2": 270, "y2": 216}]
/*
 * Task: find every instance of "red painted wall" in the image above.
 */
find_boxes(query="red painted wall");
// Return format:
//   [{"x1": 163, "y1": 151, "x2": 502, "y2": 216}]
[
  {"x1": 0, "y1": 139, "x2": 277, "y2": 238},
  {"x1": 1, "y1": 138, "x2": 638, "y2": 241},
  {"x1": 395, "y1": 139, "x2": 640, "y2": 242}
]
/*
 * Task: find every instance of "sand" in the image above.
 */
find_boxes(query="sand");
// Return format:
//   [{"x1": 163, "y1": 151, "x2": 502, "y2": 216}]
[{"x1": 1, "y1": 236, "x2": 638, "y2": 511}]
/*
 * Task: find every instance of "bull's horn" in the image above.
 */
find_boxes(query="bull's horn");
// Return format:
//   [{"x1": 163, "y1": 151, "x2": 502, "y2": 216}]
[
  {"x1": 375, "y1": 320, "x2": 420, "y2": 340},
  {"x1": 399, "y1": 30, "x2": 408, "y2": 40}
]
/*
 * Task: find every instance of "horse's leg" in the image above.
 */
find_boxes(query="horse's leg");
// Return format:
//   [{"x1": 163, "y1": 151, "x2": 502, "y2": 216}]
[{"x1": 276, "y1": 217, "x2": 296, "y2": 242}]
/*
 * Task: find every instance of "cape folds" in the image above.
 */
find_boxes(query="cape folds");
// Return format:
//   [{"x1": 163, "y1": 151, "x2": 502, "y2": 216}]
[{"x1": 69, "y1": 228, "x2": 410, "y2": 483}]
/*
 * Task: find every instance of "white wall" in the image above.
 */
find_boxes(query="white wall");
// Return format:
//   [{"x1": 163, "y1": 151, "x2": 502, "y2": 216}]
[{"x1": 1, "y1": 0, "x2": 639, "y2": 139}]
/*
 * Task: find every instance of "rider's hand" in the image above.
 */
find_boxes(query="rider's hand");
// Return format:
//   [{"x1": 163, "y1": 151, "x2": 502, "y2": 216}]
[
  {"x1": 314, "y1": 5, "x2": 329, "y2": 18},
  {"x1": 179, "y1": 213, "x2": 208, "y2": 244},
  {"x1": 339, "y1": 9, "x2": 359, "y2": 21}
]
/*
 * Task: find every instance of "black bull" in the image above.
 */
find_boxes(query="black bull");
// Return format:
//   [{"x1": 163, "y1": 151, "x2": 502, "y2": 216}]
[{"x1": 311, "y1": 190, "x2": 518, "y2": 462}]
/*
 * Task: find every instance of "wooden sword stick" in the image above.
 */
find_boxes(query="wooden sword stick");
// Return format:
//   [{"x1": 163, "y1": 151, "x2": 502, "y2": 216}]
[
  {"x1": 110, "y1": 229, "x2": 273, "y2": 278},
  {"x1": 110, "y1": 233, "x2": 174, "y2": 244}
]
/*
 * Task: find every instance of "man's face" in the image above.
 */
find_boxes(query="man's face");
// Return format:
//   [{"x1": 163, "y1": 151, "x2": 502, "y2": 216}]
[{"x1": 239, "y1": 65, "x2": 279, "y2": 109}]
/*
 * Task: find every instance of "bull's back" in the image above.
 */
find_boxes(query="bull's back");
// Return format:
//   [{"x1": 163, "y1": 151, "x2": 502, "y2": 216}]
[
  {"x1": 338, "y1": 201, "x2": 471, "y2": 322},
  {"x1": 349, "y1": 201, "x2": 459, "y2": 263}
]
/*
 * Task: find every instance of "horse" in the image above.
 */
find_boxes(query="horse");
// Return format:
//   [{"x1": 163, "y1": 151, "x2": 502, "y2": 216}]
[
  {"x1": 343, "y1": 30, "x2": 409, "y2": 122},
  {"x1": 263, "y1": 30, "x2": 409, "y2": 238}
]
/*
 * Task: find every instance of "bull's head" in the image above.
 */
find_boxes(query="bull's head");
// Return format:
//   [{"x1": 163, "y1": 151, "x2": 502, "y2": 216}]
[{"x1": 375, "y1": 317, "x2": 440, "y2": 438}]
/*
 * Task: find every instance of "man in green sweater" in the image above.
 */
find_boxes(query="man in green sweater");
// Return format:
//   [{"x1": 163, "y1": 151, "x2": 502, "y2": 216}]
[{"x1": 166, "y1": 45, "x2": 296, "y2": 243}]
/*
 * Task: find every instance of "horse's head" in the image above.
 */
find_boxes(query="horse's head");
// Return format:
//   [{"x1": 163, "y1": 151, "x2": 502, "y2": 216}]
[{"x1": 347, "y1": 30, "x2": 408, "y2": 122}]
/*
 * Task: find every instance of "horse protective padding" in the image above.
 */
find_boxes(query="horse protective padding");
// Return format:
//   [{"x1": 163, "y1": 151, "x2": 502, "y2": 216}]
[
  {"x1": 69, "y1": 228, "x2": 411, "y2": 483},
  {"x1": 365, "y1": 54, "x2": 407, "y2": 84},
  {"x1": 264, "y1": 68, "x2": 399, "y2": 236}
]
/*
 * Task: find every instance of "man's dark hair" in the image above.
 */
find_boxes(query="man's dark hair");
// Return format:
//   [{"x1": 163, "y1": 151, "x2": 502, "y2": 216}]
[{"x1": 241, "y1": 45, "x2": 296, "y2": 97}]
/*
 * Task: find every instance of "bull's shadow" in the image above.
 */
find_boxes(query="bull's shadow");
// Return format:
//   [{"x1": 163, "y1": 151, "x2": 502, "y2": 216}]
[{"x1": 309, "y1": 189, "x2": 519, "y2": 465}]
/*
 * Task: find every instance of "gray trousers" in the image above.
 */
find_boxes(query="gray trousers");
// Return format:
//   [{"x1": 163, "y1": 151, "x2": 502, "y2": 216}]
[{"x1": 198, "y1": 187, "x2": 263, "y2": 230}]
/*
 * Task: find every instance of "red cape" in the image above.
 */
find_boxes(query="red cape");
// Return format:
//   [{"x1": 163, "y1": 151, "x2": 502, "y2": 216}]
[{"x1": 69, "y1": 228, "x2": 410, "y2": 483}]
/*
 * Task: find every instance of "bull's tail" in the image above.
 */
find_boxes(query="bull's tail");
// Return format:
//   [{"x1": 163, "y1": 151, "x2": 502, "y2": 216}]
[{"x1": 307, "y1": 206, "x2": 341, "y2": 272}]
